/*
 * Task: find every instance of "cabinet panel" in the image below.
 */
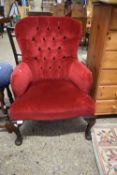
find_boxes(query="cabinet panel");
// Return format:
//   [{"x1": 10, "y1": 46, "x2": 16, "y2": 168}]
[
  {"x1": 96, "y1": 100, "x2": 117, "y2": 114},
  {"x1": 101, "y1": 51, "x2": 117, "y2": 68},
  {"x1": 96, "y1": 85, "x2": 117, "y2": 100},
  {"x1": 110, "y1": 8, "x2": 117, "y2": 30},
  {"x1": 99, "y1": 70, "x2": 117, "y2": 85},
  {"x1": 105, "y1": 32, "x2": 117, "y2": 50},
  {"x1": 87, "y1": 3, "x2": 117, "y2": 115}
]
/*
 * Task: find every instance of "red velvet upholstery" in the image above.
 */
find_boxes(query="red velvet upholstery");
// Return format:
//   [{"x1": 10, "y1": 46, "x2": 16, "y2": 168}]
[
  {"x1": 11, "y1": 63, "x2": 32, "y2": 97},
  {"x1": 9, "y1": 16, "x2": 95, "y2": 121},
  {"x1": 69, "y1": 60, "x2": 93, "y2": 93},
  {"x1": 10, "y1": 80, "x2": 95, "y2": 120}
]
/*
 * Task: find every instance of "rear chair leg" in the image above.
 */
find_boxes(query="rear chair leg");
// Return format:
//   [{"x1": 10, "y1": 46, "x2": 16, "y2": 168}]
[
  {"x1": 5, "y1": 120, "x2": 23, "y2": 146},
  {"x1": 0, "y1": 90, "x2": 7, "y2": 114},
  {"x1": 85, "y1": 118, "x2": 96, "y2": 140},
  {"x1": 6, "y1": 86, "x2": 14, "y2": 104}
]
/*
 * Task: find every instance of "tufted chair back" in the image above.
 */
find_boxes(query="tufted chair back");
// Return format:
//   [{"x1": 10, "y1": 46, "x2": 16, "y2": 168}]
[{"x1": 15, "y1": 16, "x2": 82, "y2": 81}]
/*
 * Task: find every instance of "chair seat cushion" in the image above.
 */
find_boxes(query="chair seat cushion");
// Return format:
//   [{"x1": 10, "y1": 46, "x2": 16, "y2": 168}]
[{"x1": 9, "y1": 80, "x2": 95, "y2": 120}]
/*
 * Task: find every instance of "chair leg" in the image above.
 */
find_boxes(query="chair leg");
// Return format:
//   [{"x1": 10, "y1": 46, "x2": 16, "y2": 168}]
[
  {"x1": 0, "y1": 89, "x2": 7, "y2": 114},
  {"x1": 85, "y1": 117, "x2": 96, "y2": 140},
  {"x1": 5, "y1": 120, "x2": 23, "y2": 146}
]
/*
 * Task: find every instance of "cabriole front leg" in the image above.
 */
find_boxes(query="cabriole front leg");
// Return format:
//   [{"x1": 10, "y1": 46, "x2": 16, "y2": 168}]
[{"x1": 5, "y1": 120, "x2": 23, "y2": 146}]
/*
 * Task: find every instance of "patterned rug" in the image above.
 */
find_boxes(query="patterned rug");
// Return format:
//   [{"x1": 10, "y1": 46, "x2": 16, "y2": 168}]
[{"x1": 92, "y1": 124, "x2": 117, "y2": 175}]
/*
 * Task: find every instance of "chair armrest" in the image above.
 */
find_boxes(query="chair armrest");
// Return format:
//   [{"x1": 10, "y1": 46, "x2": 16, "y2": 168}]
[
  {"x1": 69, "y1": 60, "x2": 93, "y2": 93},
  {"x1": 11, "y1": 63, "x2": 32, "y2": 97}
]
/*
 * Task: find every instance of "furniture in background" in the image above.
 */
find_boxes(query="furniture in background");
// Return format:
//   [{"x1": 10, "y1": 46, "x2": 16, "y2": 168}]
[
  {"x1": 64, "y1": 0, "x2": 72, "y2": 16},
  {"x1": 0, "y1": 6, "x2": 4, "y2": 16},
  {"x1": 28, "y1": 11, "x2": 53, "y2": 16},
  {"x1": 0, "y1": 62, "x2": 14, "y2": 140},
  {"x1": 0, "y1": 62, "x2": 13, "y2": 114},
  {"x1": 41, "y1": 0, "x2": 54, "y2": 12},
  {"x1": 50, "y1": 3, "x2": 64, "y2": 16},
  {"x1": 87, "y1": 2, "x2": 117, "y2": 115},
  {"x1": 0, "y1": 6, "x2": 4, "y2": 37},
  {"x1": 85, "y1": 0, "x2": 93, "y2": 47},
  {"x1": 8, "y1": 0, "x2": 31, "y2": 20},
  {"x1": 0, "y1": 5, "x2": 4, "y2": 36},
  {"x1": 92, "y1": 0, "x2": 117, "y2": 3},
  {"x1": 8, "y1": 1, "x2": 20, "y2": 23},
  {"x1": 18, "y1": 4, "x2": 31, "y2": 18},
  {"x1": 71, "y1": 4, "x2": 87, "y2": 45},
  {"x1": 0, "y1": 16, "x2": 13, "y2": 37},
  {"x1": 6, "y1": 16, "x2": 95, "y2": 145}
]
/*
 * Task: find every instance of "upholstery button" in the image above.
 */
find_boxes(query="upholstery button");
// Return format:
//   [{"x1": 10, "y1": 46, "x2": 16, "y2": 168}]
[
  {"x1": 43, "y1": 37, "x2": 46, "y2": 41},
  {"x1": 58, "y1": 66, "x2": 61, "y2": 69},
  {"x1": 58, "y1": 46, "x2": 61, "y2": 50},
  {"x1": 53, "y1": 57, "x2": 55, "y2": 60},
  {"x1": 38, "y1": 47, "x2": 41, "y2": 51},
  {"x1": 49, "y1": 66, "x2": 52, "y2": 70},
  {"x1": 58, "y1": 26, "x2": 60, "y2": 30},
  {"x1": 48, "y1": 47, "x2": 51, "y2": 51},
  {"x1": 63, "y1": 56, "x2": 66, "y2": 59},
  {"x1": 64, "y1": 36, "x2": 67, "y2": 40},
  {"x1": 36, "y1": 27, "x2": 39, "y2": 31},
  {"x1": 40, "y1": 66, "x2": 43, "y2": 70},
  {"x1": 32, "y1": 37, "x2": 35, "y2": 41},
  {"x1": 52, "y1": 37, "x2": 55, "y2": 41},
  {"x1": 44, "y1": 57, "x2": 46, "y2": 60},
  {"x1": 34, "y1": 57, "x2": 37, "y2": 60},
  {"x1": 47, "y1": 27, "x2": 50, "y2": 31}
]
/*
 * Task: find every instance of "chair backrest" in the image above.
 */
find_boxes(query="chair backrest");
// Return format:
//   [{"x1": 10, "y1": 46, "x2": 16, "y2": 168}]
[{"x1": 15, "y1": 16, "x2": 82, "y2": 81}]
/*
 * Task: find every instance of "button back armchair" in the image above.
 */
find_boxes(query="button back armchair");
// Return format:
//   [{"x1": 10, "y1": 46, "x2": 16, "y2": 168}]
[{"x1": 7, "y1": 16, "x2": 95, "y2": 145}]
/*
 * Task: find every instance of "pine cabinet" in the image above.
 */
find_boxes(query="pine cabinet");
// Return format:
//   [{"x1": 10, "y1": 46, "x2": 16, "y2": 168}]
[{"x1": 87, "y1": 2, "x2": 117, "y2": 115}]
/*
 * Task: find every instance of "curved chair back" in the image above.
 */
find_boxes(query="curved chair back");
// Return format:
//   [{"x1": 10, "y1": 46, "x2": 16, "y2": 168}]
[{"x1": 15, "y1": 16, "x2": 82, "y2": 81}]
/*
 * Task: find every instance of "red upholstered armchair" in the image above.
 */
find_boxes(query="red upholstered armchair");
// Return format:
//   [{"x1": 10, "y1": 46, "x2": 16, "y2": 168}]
[{"x1": 7, "y1": 16, "x2": 95, "y2": 145}]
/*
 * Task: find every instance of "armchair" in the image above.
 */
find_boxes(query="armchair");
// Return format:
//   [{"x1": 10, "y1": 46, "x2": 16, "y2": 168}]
[{"x1": 7, "y1": 16, "x2": 95, "y2": 145}]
